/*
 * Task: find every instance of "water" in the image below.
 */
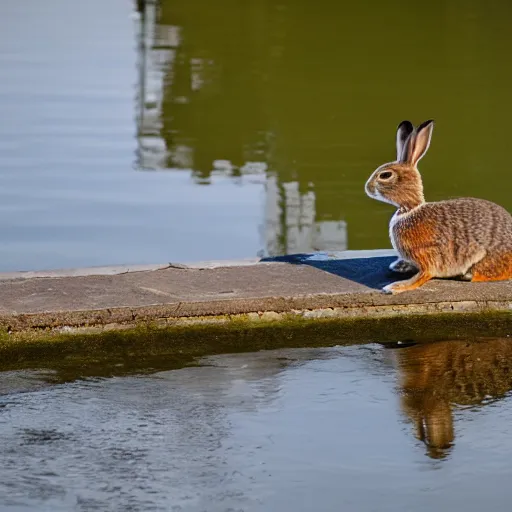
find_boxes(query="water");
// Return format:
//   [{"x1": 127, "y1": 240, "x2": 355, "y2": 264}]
[
  {"x1": 1, "y1": 339, "x2": 512, "y2": 511},
  {"x1": 0, "y1": 0, "x2": 510, "y2": 271}
]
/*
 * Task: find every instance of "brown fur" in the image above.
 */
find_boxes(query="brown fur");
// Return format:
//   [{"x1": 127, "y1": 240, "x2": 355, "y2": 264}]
[
  {"x1": 471, "y1": 251, "x2": 512, "y2": 281},
  {"x1": 365, "y1": 120, "x2": 512, "y2": 293}
]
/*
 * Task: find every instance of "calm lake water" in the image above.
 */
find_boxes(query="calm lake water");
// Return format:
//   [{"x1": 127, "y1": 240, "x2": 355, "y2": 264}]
[
  {"x1": 1, "y1": 0, "x2": 511, "y2": 270},
  {"x1": 2, "y1": 339, "x2": 512, "y2": 511}
]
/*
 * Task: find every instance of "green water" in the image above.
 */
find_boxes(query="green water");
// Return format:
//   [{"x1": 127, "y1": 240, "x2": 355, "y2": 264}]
[{"x1": 150, "y1": 0, "x2": 512, "y2": 254}]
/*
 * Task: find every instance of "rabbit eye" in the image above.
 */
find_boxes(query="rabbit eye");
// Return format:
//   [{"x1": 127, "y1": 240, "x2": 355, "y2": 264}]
[{"x1": 379, "y1": 171, "x2": 393, "y2": 180}]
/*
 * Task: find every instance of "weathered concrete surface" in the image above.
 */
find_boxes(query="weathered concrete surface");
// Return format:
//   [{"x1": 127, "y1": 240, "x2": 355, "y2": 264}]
[{"x1": 0, "y1": 250, "x2": 510, "y2": 334}]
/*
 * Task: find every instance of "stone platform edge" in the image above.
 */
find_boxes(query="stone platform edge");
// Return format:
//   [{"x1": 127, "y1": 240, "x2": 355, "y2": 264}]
[{"x1": 0, "y1": 249, "x2": 510, "y2": 337}]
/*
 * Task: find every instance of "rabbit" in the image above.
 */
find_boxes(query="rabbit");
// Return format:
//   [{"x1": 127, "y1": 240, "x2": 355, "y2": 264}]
[{"x1": 365, "y1": 119, "x2": 512, "y2": 294}]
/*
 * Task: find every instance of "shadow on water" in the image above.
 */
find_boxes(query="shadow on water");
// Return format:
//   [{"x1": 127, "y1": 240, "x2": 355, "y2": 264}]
[{"x1": 389, "y1": 338, "x2": 512, "y2": 460}]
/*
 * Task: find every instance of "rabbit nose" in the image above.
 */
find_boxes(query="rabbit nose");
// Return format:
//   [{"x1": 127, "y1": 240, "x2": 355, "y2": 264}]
[{"x1": 365, "y1": 179, "x2": 375, "y2": 196}]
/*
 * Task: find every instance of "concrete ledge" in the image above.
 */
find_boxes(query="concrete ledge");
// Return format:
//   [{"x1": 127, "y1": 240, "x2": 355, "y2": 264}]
[{"x1": 0, "y1": 250, "x2": 510, "y2": 335}]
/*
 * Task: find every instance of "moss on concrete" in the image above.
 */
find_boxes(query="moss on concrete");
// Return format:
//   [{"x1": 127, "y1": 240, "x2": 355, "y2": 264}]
[{"x1": 0, "y1": 311, "x2": 510, "y2": 383}]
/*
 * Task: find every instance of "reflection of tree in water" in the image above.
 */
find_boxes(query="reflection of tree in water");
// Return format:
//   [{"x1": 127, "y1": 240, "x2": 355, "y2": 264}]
[{"x1": 392, "y1": 338, "x2": 512, "y2": 460}]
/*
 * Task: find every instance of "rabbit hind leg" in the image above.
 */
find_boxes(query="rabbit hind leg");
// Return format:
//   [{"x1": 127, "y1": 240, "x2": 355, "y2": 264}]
[{"x1": 470, "y1": 252, "x2": 512, "y2": 282}]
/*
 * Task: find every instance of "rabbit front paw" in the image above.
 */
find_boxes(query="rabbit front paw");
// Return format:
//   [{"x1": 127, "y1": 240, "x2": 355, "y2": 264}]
[
  {"x1": 382, "y1": 271, "x2": 433, "y2": 294},
  {"x1": 382, "y1": 282, "x2": 403, "y2": 295}
]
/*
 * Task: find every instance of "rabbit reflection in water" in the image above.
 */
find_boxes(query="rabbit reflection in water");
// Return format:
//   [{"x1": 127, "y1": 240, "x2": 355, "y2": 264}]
[
  {"x1": 393, "y1": 338, "x2": 512, "y2": 460},
  {"x1": 365, "y1": 120, "x2": 512, "y2": 294}
]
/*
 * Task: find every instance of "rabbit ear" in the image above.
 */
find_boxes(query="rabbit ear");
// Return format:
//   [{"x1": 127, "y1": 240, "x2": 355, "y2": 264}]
[
  {"x1": 404, "y1": 120, "x2": 434, "y2": 167},
  {"x1": 396, "y1": 121, "x2": 414, "y2": 161}
]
